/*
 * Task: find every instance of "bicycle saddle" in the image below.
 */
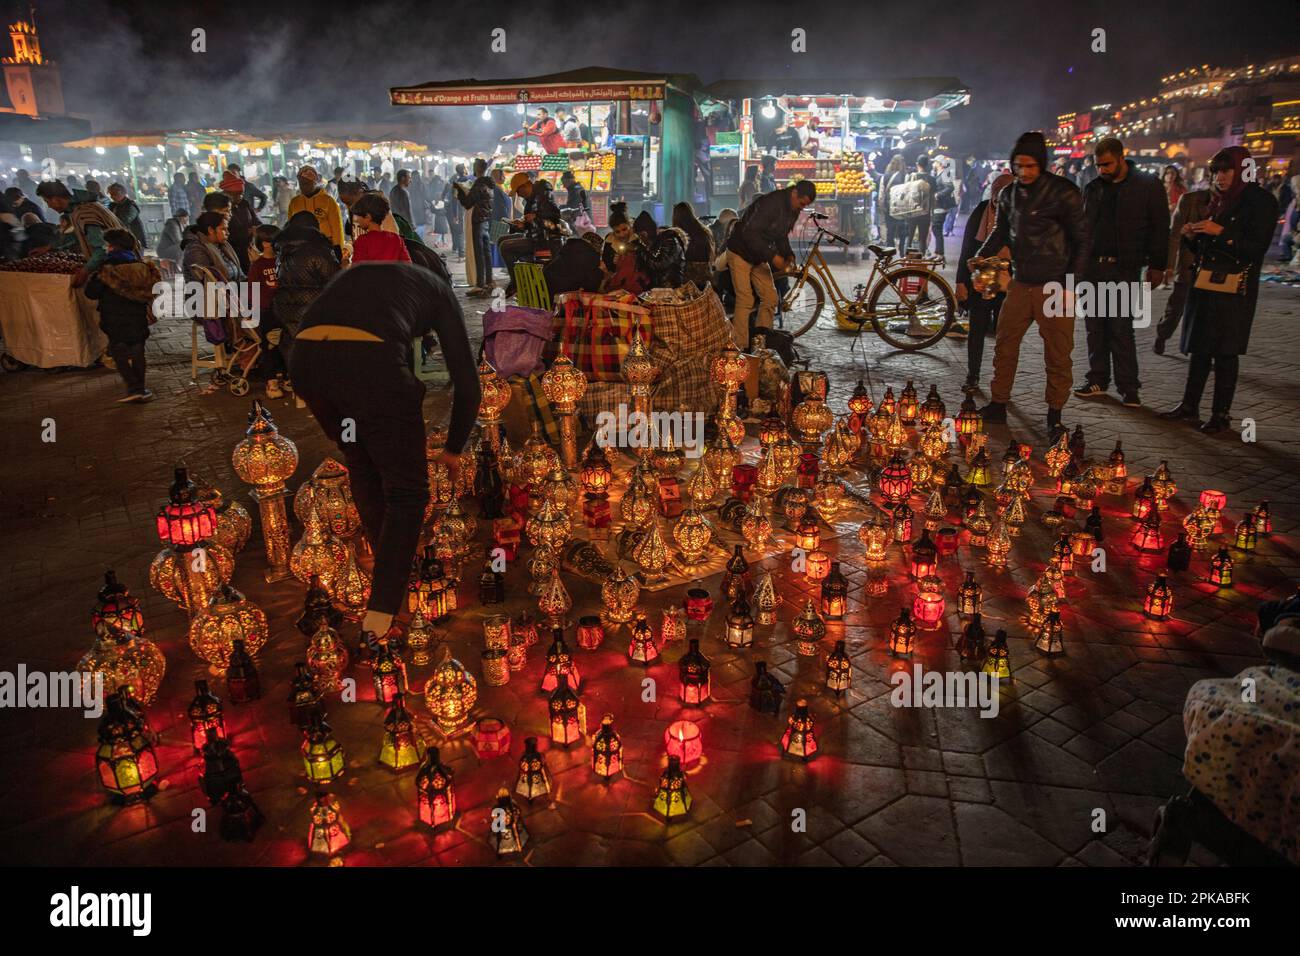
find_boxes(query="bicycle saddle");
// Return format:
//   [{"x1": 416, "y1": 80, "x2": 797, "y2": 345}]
[{"x1": 868, "y1": 244, "x2": 896, "y2": 259}]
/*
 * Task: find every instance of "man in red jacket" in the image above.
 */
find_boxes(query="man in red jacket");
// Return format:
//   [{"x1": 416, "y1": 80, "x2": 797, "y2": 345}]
[
  {"x1": 349, "y1": 192, "x2": 412, "y2": 264},
  {"x1": 500, "y1": 107, "x2": 566, "y2": 154}
]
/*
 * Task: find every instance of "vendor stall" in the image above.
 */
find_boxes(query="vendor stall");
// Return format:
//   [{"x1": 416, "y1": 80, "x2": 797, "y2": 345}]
[
  {"x1": 704, "y1": 77, "x2": 970, "y2": 244},
  {"x1": 0, "y1": 265, "x2": 106, "y2": 370},
  {"x1": 390, "y1": 67, "x2": 707, "y2": 226}
]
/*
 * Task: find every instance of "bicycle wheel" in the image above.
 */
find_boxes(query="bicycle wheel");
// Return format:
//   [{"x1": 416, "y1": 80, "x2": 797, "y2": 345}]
[
  {"x1": 782, "y1": 271, "x2": 826, "y2": 338},
  {"x1": 867, "y1": 266, "x2": 956, "y2": 351}
]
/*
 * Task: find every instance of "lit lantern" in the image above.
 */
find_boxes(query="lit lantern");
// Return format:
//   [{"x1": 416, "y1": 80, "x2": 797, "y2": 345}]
[
  {"x1": 955, "y1": 397, "x2": 982, "y2": 438},
  {"x1": 961, "y1": 483, "x2": 984, "y2": 520},
  {"x1": 1208, "y1": 548, "x2": 1234, "y2": 588},
  {"x1": 371, "y1": 635, "x2": 408, "y2": 705},
  {"x1": 1024, "y1": 578, "x2": 1058, "y2": 634},
  {"x1": 805, "y1": 548, "x2": 832, "y2": 582},
  {"x1": 794, "y1": 511, "x2": 822, "y2": 552},
  {"x1": 652, "y1": 755, "x2": 692, "y2": 821},
  {"x1": 576, "y1": 615, "x2": 605, "y2": 651},
  {"x1": 753, "y1": 572, "x2": 782, "y2": 625},
  {"x1": 307, "y1": 792, "x2": 351, "y2": 856},
  {"x1": 896, "y1": 379, "x2": 918, "y2": 423},
  {"x1": 665, "y1": 720, "x2": 703, "y2": 768},
  {"x1": 187, "y1": 583, "x2": 269, "y2": 670},
  {"x1": 726, "y1": 595, "x2": 756, "y2": 648},
  {"x1": 1183, "y1": 508, "x2": 1216, "y2": 550},
  {"x1": 910, "y1": 528, "x2": 938, "y2": 579},
  {"x1": 889, "y1": 608, "x2": 917, "y2": 656},
  {"x1": 826, "y1": 640, "x2": 852, "y2": 694},
  {"x1": 780, "y1": 699, "x2": 819, "y2": 761},
  {"x1": 919, "y1": 422, "x2": 947, "y2": 461},
  {"x1": 187, "y1": 679, "x2": 225, "y2": 753},
  {"x1": 1168, "y1": 533, "x2": 1193, "y2": 572},
  {"x1": 956, "y1": 571, "x2": 983, "y2": 617},
  {"x1": 956, "y1": 613, "x2": 987, "y2": 664},
  {"x1": 923, "y1": 488, "x2": 947, "y2": 531},
  {"x1": 792, "y1": 394, "x2": 834, "y2": 445},
  {"x1": 1044, "y1": 432, "x2": 1071, "y2": 477},
  {"x1": 879, "y1": 453, "x2": 914, "y2": 504},
  {"x1": 472, "y1": 718, "x2": 512, "y2": 760},
  {"x1": 1056, "y1": 458, "x2": 1079, "y2": 498},
  {"x1": 722, "y1": 544, "x2": 753, "y2": 600},
  {"x1": 411, "y1": 550, "x2": 456, "y2": 624},
  {"x1": 740, "y1": 500, "x2": 773, "y2": 551},
  {"x1": 661, "y1": 607, "x2": 686, "y2": 644},
  {"x1": 423, "y1": 647, "x2": 478, "y2": 734},
  {"x1": 1200, "y1": 489, "x2": 1227, "y2": 514},
  {"x1": 1252, "y1": 501, "x2": 1272, "y2": 536},
  {"x1": 986, "y1": 522, "x2": 1012, "y2": 567},
  {"x1": 913, "y1": 579, "x2": 946, "y2": 630},
  {"x1": 919, "y1": 384, "x2": 945, "y2": 427},
  {"x1": 1131, "y1": 511, "x2": 1164, "y2": 552},
  {"x1": 297, "y1": 575, "x2": 343, "y2": 639},
  {"x1": 1033, "y1": 611, "x2": 1065, "y2": 656},
  {"x1": 601, "y1": 564, "x2": 641, "y2": 629},
  {"x1": 1151, "y1": 460, "x2": 1176, "y2": 511},
  {"x1": 1107, "y1": 440, "x2": 1127, "y2": 493},
  {"x1": 225, "y1": 638, "x2": 260, "y2": 703},
  {"x1": 1131, "y1": 477, "x2": 1157, "y2": 520},
  {"x1": 679, "y1": 639, "x2": 712, "y2": 704},
  {"x1": 1144, "y1": 574, "x2": 1174, "y2": 620},
  {"x1": 750, "y1": 660, "x2": 786, "y2": 715},
  {"x1": 732, "y1": 462, "x2": 759, "y2": 500},
  {"x1": 156, "y1": 466, "x2": 217, "y2": 549},
  {"x1": 877, "y1": 385, "x2": 897, "y2": 418},
  {"x1": 847, "y1": 379, "x2": 874, "y2": 425},
  {"x1": 96, "y1": 687, "x2": 159, "y2": 803},
  {"x1": 378, "y1": 692, "x2": 424, "y2": 772},
  {"x1": 685, "y1": 460, "x2": 719, "y2": 507},
  {"x1": 967, "y1": 448, "x2": 992, "y2": 487},
  {"x1": 1233, "y1": 513, "x2": 1258, "y2": 552},
  {"x1": 490, "y1": 787, "x2": 530, "y2": 855},
  {"x1": 935, "y1": 526, "x2": 959, "y2": 558},
  {"x1": 965, "y1": 501, "x2": 992, "y2": 545},
  {"x1": 548, "y1": 673, "x2": 583, "y2": 746},
  {"x1": 516, "y1": 736, "x2": 552, "y2": 801},
  {"x1": 78, "y1": 614, "x2": 165, "y2": 707},
  {"x1": 91, "y1": 569, "x2": 145, "y2": 638},
  {"x1": 572, "y1": 719, "x2": 617, "y2": 790},
  {"x1": 415, "y1": 747, "x2": 457, "y2": 829},
  {"x1": 983, "y1": 630, "x2": 1011, "y2": 679},
  {"x1": 537, "y1": 565, "x2": 573, "y2": 628},
  {"x1": 301, "y1": 712, "x2": 345, "y2": 783},
  {"x1": 684, "y1": 582, "x2": 714, "y2": 621},
  {"x1": 627, "y1": 612, "x2": 660, "y2": 665},
  {"x1": 306, "y1": 624, "x2": 347, "y2": 694},
  {"x1": 892, "y1": 502, "x2": 915, "y2": 543},
  {"x1": 821, "y1": 562, "x2": 849, "y2": 620},
  {"x1": 199, "y1": 730, "x2": 243, "y2": 806},
  {"x1": 288, "y1": 662, "x2": 322, "y2": 728},
  {"x1": 541, "y1": 630, "x2": 581, "y2": 692},
  {"x1": 858, "y1": 511, "x2": 890, "y2": 563},
  {"x1": 759, "y1": 412, "x2": 788, "y2": 449},
  {"x1": 796, "y1": 452, "x2": 820, "y2": 489},
  {"x1": 792, "y1": 599, "x2": 827, "y2": 656},
  {"x1": 1000, "y1": 492, "x2": 1027, "y2": 535}
]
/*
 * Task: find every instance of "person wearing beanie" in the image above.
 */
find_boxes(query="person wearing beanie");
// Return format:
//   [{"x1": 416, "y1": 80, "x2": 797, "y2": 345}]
[
  {"x1": 226, "y1": 163, "x2": 267, "y2": 212},
  {"x1": 971, "y1": 130, "x2": 1088, "y2": 438}
]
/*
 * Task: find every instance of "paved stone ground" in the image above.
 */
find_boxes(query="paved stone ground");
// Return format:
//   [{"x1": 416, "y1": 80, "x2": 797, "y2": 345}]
[{"x1": 1, "y1": 234, "x2": 1297, "y2": 867}]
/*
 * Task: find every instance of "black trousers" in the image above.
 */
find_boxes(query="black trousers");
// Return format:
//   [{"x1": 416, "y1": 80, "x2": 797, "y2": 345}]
[
  {"x1": 289, "y1": 340, "x2": 431, "y2": 616},
  {"x1": 1156, "y1": 279, "x2": 1190, "y2": 342},
  {"x1": 498, "y1": 234, "x2": 534, "y2": 291},
  {"x1": 966, "y1": 291, "x2": 1003, "y2": 383},
  {"x1": 109, "y1": 340, "x2": 147, "y2": 393},
  {"x1": 1082, "y1": 263, "x2": 1142, "y2": 394},
  {"x1": 1182, "y1": 353, "x2": 1240, "y2": 417}
]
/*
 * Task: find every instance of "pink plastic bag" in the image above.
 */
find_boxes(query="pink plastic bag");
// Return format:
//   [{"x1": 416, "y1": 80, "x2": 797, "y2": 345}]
[{"x1": 482, "y1": 305, "x2": 554, "y2": 379}]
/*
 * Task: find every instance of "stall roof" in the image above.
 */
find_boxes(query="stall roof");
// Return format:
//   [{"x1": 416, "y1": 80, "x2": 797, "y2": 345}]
[
  {"x1": 0, "y1": 112, "x2": 92, "y2": 144},
  {"x1": 705, "y1": 76, "x2": 968, "y2": 104},
  {"x1": 390, "y1": 66, "x2": 704, "y2": 106}
]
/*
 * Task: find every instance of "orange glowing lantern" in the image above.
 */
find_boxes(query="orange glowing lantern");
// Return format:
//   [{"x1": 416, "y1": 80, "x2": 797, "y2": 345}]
[
  {"x1": 957, "y1": 571, "x2": 983, "y2": 617},
  {"x1": 1144, "y1": 574, "x2": 1174, "y2": 620},
  {"x1": 1131, "y1": 511, "x2": 1164, "y2": 552},
  {"x1": 592, "y1": 716, "x2": 624, "y2": 780},
  {"x1": 805, "y1": 548, "x2": 832, "y2": 581},
  {"x1": 1200, "y1": 489, "x2": 1227, "y2": 513},
  {"x1": 548, "y1": 675, "x2": 583, "y2": 746},
  {"x1": 889, "y1": 608, "x2": 917, "y2": 656},
  {"x1": 679, "y1": 639, "x2": 711, "y2": 704},
  {"x1": 416, "y1": 748, "x2": 456, "y2": 828},
  {"x1": 821, "y1": 562, "x2": 848, "y2": 619},
  {"x1": 541, "y1": 629, "x2": 581, "y2": 692},
  {"x1": 826, "y1": 640, "x2": 852, "y2": 694},
  {"x1": 780, "y1": 699, "x2": 819, "y2": 761},
  {"x1": 910, "y1": 528, "x2": 938, "y2": 579},
  {"x1": 879, "y1": 453, "x2": 914, "y2": 504}
]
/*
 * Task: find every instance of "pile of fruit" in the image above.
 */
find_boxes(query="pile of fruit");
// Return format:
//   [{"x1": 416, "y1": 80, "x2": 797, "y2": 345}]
[
  {"x1": 815, "y1": 180, "x2": 837, "y2": 196},
  {"x1": 835, "y1": 167, "x2": 871, "y2": 195},
  {"x1": 541, "y1": 153, "x2": 570, "y2": 171},
  {"x1": 815, "y1": 159, "x2": 837, "y2": 180},
  {"x1": 513, "y1": 154, "x2": 542, "y2": 172},
  {"x1": 0, "y1": 251, "x2": 85, "y2": 274},
  {"x1": 838, "y1": 150, "x2": 865, "y2": 170}
]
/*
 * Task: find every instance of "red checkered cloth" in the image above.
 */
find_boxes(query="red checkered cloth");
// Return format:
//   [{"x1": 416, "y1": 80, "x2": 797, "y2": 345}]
[{"x1": 551, "y1": 291, "x2": 651, "y2": 383}]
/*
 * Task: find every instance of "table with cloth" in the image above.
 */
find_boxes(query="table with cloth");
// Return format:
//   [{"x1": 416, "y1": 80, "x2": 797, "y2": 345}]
[{"x1": 0, "y1": 271, "x2": 108, "y2": 369}]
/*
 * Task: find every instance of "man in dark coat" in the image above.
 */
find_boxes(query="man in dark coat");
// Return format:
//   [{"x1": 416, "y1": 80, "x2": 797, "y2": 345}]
[
  {"x1": 274, "y1": 211, "x2": 341, "y2": 378},
  {"x1": 1073, "y1": 137, "x2": 1169, "y2": 408},
  {"x1": 1159, "y1": 146, "x2": 1279, "y2": 434},
  {"x1": 107, "y1": 183, "x2": 149, "y2": 251},
  {"x1": 725, "y1": 180, "x2": 816, "y2": 347}
]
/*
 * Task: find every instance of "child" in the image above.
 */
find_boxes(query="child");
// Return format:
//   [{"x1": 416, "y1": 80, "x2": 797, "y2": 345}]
[
  {"x1": 349, "y1": 191, "x2": 412, "y2": 263},
  {"x1": 84, "y1": 228, "x2": 162, "y2": 403},
  {"x1": 247, "y1": 223, "x2": 285, "y2": 398}
]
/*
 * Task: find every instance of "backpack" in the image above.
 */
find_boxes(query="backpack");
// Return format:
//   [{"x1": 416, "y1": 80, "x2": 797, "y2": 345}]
[{"x1": 890, "y1": 178, "x2": 932, "y2": 220}]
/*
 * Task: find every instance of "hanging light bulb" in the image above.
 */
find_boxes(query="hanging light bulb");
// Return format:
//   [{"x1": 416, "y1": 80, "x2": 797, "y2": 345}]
[
  {"x1": 761, "y1": 99, "x2": 777, "y2": 119},
  {"x1": 482, "y1": 107, "x2": 492, "y2": 120}
]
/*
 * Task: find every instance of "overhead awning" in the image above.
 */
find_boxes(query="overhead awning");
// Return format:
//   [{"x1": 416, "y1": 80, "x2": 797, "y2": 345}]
[
  {"x1": 0, "y1": 112, "x2": 93, "y2": 144},
  {"x1": 391, "y1": 66, "x2": 704, "y2": 107},
  {"x1": 705, "y1": 76, "x2": 968, "y2": 106}
]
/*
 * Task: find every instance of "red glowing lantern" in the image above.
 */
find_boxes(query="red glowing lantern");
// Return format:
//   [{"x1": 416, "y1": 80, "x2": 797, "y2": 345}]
[
  {"x1": 592, "y1": 716, "x2": 624, "y2": 780},
  {"x1": 1208, "y1": 548, "x2": 1233, "y2": 588},
  {"x1": 796, "y1": 452, "x2": 820, "y2": 489},
  {"x1": 910, "y1": 528, "x2": 938, "y2": 579},
  {"x1": 955, "y1": 397, "x2": 982, "y2": 438},
  {"x1": 935, "y1": 526, "x2": 959, "y2": 557},
  {"x1": 1131, "y1": 477, "x2": 1157, "y2": 520},
  {"x1": 795, "y1": 512, "x2": 821, "y2": 553},
  {"x1": 679, "y1": 639, "x2": 711, "y2": 704},
  {"x1": 548, "y1": 674, "x2": 583, "y2": 745},
  {"x1": 1131, "y1": 511, "x2": 1164, "y2": 552},
  {"x1": 1144, "y1": 575, "x2": 1174, "y2": 620},
  {"x1": 665, "y1": 720, "x2": 703, "y2": 768},
  {"x1": 892, "y1": 502, "x2": 914, "y2": 542},
  {"x1": 821, "y1": 562, "x2": 848, "y2": 620},
  {"x1": 370, "y1": 636, "x2": 408, "y2": 704},
  {"x1": 685, "y1": 582, "x2": 714, "y2": 621},
  {"x1": 155, "y1": 467, "x2": 217, "y2": 548},
  {"x1": 187, "y1": 679, "x2": 224, "y2": 753},
  {"x1": 541, "y1": 630, "x2": 581, "y2": 692},
  {"x1": 575, "y1": 615, "x2": 605, "y2": 651},
  {"x1": 1200, "y1": 489, "x2": 1227, "y2": 513},
  {"x1": 912, "y1": 585, "x2": 946, "y2": 630},
  {"x1": 416, "y1": 747, "x2": 456, "y2": 828},
  {"x1": 780, "y1": 699, "x2": 819, "y2": 761},
  {"x1": 472, "y1": 718, "x2": 512, "y2": 759},
  {"x1": 627, "y1": 613, "x2": 660, "y2": 665},
  {"x1": 879, "y1": 453, "x2": 913, "y2": 504},
  {"x1": 731, "y1": 463, "x2": 758, "y2": 500}
]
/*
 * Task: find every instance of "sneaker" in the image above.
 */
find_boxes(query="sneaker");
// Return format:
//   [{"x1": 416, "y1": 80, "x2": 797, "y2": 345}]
[
  {"x1": 136, "y1": 389, "x2": 155, "y2": 403},
  {"x1": 115, "y1": 392, "x2": 137, "y2": 404},
  {"x1": 1073, "y1": 382, "x2": 1107, "y2": 399},
  {"x1": 1159, "y1": 404, "x2": 1199, "y2": 422},
  {"x1": 1121, "y1": 392, "x2": 1142, "y2": 408},
  {"x1": 979, "y1": 401, "x2": 1007, "y2": 423},
  {"x1": 961, "y1": 379, "x2": 979, "y2": 395},
  {"x1": 265, "y1": 378, "x2": 284, "y2": 399},
  {"x1": 1200, "y1": 414, "x2": 1230, "y2": 434}
]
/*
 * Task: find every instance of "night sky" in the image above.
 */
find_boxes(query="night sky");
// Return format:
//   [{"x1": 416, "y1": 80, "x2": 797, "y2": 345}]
[{"x1": 18, "y1": 0, "x2": 1300, "y2": 154}]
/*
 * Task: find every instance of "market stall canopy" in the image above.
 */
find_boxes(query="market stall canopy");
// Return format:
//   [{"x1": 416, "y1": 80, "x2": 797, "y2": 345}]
[
  {"x1": 705, "y1": 76, "x2": 968, "y2": 106},
  {"x1": 390, "y1": 66, "x2": 705, "y2": 106},
  {"x1": 0, "y1": 112, "x2": 91, "y2": 144}
]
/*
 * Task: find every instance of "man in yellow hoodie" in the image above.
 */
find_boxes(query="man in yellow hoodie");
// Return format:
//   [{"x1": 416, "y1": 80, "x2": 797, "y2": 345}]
[{"x1": 288, "y1": 165, "x2": 346, "y2": 259}]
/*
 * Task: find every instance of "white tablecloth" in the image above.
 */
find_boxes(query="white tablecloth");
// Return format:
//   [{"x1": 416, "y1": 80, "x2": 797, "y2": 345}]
[{"x1": 0, "y1": 271, "x2": 107, "y2": 368}]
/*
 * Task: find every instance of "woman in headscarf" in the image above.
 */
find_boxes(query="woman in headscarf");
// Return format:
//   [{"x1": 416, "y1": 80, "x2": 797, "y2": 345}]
[
  {"x1": 672, "y1": 201, "x2": 714, "y2": 288},
  {"x1": 954, "y1": 172, "x2": 1013, "y2": 392},
  {"x1": 1159, "y1": 146, "x2": 1279, "y2": 435}
]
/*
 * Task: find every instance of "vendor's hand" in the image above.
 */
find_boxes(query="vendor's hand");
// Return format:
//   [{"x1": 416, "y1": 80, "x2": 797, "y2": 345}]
[
  {"x1": 499, "y1": 135, "x2": 510, "y2": 143},
  {"x1": 956, "y1": 281, "x2": 968, "y2": 303},
  {"x1": 71, "y1": 267, "x2": 89, "y2": 288}
]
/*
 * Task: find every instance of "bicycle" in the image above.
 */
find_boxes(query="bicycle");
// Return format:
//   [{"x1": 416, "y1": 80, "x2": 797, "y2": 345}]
[{"x1": 778, "y1": 213, "x2": 957, "y2": 351}]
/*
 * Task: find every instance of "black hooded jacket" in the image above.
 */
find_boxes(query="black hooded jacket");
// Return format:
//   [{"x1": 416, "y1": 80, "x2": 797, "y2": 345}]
[
  {"x1": 975, "y1": 172, "x2": 1089, "y2": 285},
  {"x1": 273, "y1": 212, "x2": 340, "y2": 331}
]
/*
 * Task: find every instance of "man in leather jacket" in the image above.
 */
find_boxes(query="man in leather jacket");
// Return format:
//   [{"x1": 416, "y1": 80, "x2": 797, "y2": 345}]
[
  {"x1": 499, "y1": 173, "x2": 564, "y2": 297},
  {"x1": 973, "y1": 131, "x2": 1089, "y2": 435},
  {"x1": 725, "y1": 180, "x2": 816, "y2": 347}
]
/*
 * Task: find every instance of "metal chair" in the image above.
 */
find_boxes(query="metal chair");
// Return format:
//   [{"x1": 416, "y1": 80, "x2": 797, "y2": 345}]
[{"x1": 186, "y1": 264, "x2": 231, "y2": 385}]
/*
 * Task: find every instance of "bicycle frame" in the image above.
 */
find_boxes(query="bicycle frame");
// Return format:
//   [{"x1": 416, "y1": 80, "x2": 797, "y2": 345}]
[{"x1": 788, "y1": 231, "x2": 881, "y2": 309}]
